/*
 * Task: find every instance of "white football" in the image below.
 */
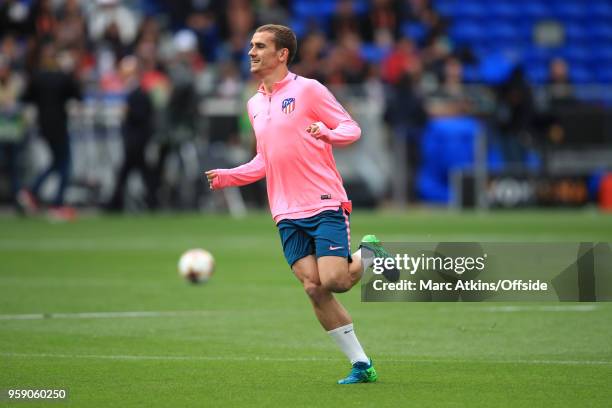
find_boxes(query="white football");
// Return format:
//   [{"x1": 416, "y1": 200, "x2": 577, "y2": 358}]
[{"x1": 178, "y1": 249, "x2": 215, "y2": 284}]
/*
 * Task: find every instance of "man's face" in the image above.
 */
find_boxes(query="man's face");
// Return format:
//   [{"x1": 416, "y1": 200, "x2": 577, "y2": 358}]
[{"x1": 248, "y1": 31, "x2": 286, "y2": 76}]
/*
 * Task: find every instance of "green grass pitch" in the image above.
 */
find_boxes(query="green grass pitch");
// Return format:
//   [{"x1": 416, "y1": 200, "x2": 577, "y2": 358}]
[{"x1": 1, "y1": 210, "x2": 611, "y2": 407}]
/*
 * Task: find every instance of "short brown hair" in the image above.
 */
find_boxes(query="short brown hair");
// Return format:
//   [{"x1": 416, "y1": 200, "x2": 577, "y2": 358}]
[{"x1": 255, "y1": 24, "x2": 297, "y2": 64}]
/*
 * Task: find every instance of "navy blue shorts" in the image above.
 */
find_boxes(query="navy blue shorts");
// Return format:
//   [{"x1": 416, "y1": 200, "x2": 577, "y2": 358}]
[{"x1": 277, "y1": 207, "x2": 352, "y2": 267}]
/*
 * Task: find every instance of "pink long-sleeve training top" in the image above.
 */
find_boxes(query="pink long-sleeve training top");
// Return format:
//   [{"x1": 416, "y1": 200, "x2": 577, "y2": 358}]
[{"x1": 211, "y1": 71, "x2": 361, "y2": 223}]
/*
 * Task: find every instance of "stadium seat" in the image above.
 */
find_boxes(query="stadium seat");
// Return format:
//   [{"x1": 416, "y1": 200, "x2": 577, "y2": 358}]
[
  {"x1": 450, "y1": 22, "x2": 487, "y2": 44},
  {"x1": 523, "y1": 46, "x2": 555, "y2": 64},
  {"x1": 478, "y1": 52, "x2": 516, "y2": 84},
  {"x1": 487, "y1": 3, "x2": 522, "y2": 19},
  {"x1": 293, "y1": 0, "x2": 335, "y2": 19},
  {"x1": 521, "y1": 2, "x2": 551, "y2": 20},
  {"x1": 564, "y1": 22, "x2": 587, "y2": 42},
  {"x1": 488, "y1": 22, "x2": 521, "y2": 41},
  {"x1": 516, "y1": 21, "x2": 536, "y2": 42},
  {"x1": 587, "y1": 23, "x2": 612, "y2": 41},
  {"x1": 569, "y1": 64, "x2": 594, "y2": 84},
  {"x1": 525, "y1": 64, "x2": 548, "y2": 84},
  {"x1": 562, "y1": 45, "x2": 590, "y2": 63},
  {"x1": 471, "y1": 45, "x2": 494, "y2": 59},
  {"x1": 433, "y1": 0, "x2": 458, "y2": 18},
  {"x1": 452, "y1": 2, "x2": 487, "y2": 19},
  {"x1": 401, "y1": 22, "x2": 428, "y2": 45},
  {"x1": 360, "y1": 44, "x2": 391, "y2": 64},
  {"x1": 586, "y1": 1, "x2": 612, "y2": 20},
  {"x1": 552, "y1": 3, "x2": 586, "y2": 21},
  {"x1": 288, "y1": 18, "x2": 307, "y2": 39},
  {"x1": 595, "y1": 67, "x2": 612, "y2": 83},
  {"x1": 591, "y1": 45, "x2": 612, "y2": 62},
  {"x1": 417, "y1": 117, "x2": 482, "y2": 203}
]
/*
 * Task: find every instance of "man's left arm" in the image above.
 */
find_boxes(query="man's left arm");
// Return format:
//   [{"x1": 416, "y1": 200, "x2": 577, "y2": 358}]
[{"x1": 307, "y1": 82, "x2": 361, "y2": 146}]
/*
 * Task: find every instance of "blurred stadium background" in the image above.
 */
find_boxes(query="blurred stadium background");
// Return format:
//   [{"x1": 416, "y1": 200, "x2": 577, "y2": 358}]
[{"x1": 1, "y1": 0, "x2": 612, "y2": 216}]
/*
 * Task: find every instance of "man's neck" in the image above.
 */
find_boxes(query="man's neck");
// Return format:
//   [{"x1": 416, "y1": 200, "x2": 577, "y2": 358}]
[{"x1": 260, "y1": 67, "x2": 289, "y2": 94}]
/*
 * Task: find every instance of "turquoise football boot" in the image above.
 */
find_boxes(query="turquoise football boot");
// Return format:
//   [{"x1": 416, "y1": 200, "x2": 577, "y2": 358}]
[{"x1": 337, "y1": 359, "x2": 378, "y2": 384}]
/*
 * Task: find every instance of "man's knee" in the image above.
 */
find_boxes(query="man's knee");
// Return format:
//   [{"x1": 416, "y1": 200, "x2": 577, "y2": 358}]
[
  {"x1": 303, "y1": 280, "x2": 319, "y2": 298},
  {"x1": 302, "y1": 279, "x2": 328, "y2": 302},
  {"x1": 321, "y1": 271, "x2": 353, "y2": 293}
]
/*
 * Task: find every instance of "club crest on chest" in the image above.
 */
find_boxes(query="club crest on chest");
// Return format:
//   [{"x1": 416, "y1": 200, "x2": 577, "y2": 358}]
[{"x1": 281, "y1": 97, "x2": 295, "y2": 114}]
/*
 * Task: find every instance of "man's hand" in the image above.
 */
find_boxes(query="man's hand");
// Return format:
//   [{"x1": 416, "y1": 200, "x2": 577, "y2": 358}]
[
  {"x1": 204, "y1": 170, "x2": 218, "y2": 190},
  {"x1": 306, "y1": 122, "x2": 322, "y2": 139}
]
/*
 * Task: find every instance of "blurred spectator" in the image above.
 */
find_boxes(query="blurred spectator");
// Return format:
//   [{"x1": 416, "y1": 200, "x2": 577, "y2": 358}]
[
  {"x1": 29, "y1": 0, "x2": 57, "y2": 40},
  {"x1": 330, "y1": 0, "x2": 363, "y2": 42},
  {"x1": 401, "y1": 0, "x2": 433, "y2": 22},
  {"x1": 165, "y1": 29, "x2": 205, "y2": 87},
  {"x1": 105, "y1": 55, "x2": 156, "y2": 211},
  {"x1": 361, "y1": 0, "x2": 400, "y2": 46},
  {"x1": 255, "y1": 0, "x2": 289, "y2": 27},
  {"x1": 420, "y1": 12, "x2": 451, "y2": 74},
  {"x1": 137, "y1": 40, "x2": 170, "y2": 109},
  {"x1": 363, "y1": 63, "x2": 385, "y2": 105},
  {"x1": 216, "y1": 0, "x2": 254, "y2": 77},
  {"x1": 165, "y1": 0, "x2": 222, "y2": 31},
  {"x1": 0, "y1": 56, "x2": 25, "y2": 210},
  {"x1": 324, "y1": 32, "x2": 367, "y2": 86},
  {"x1": 1, "y1": 34, "x2": 25, "y2": 70},
  {"x1": 218, "y1": 32, "x2": 251, "y2": 77},
  {"x1": 381, "y1": 37, "x2": 420, "y2": 85},
  {"x1": 384, "y1": 70, "x2": 428, "y2": 202},
  {"x1": 0, "y1": 0, "x2": 33, "y2": 38},
  {"x1": 548, "y1": 57, "x2": 576, "y2": 109},
  {"x1": 99, "y1": 56, "x2": 125, "y2": 93},
  {"x1": 292, "y1": 31, "x2": 326, "y2": 82},
  {"x1": 542, "y1": 58, "x2": 577, "y2": 146},
  {"x1": 18, "y1": 41, "x2": 82, "y2": 214},
  {"x1": 186, "y1": 10, "x2": 220, "y2": 63},
  {"x1": 224, "y1": 0, "x2": 254, "y2": 40},
  {"x1": 88, "y1": 0, "x2": 139, "y2": 53},
  {"x1": 152, "y1": 30, "x2": 204, "y2": 208},
  {"x1": 55, "y1": 0, "x2": 87, "y2": 75},
  {"x1": 134, "y1": 16, "x2": 162, "y2": 51},
  {"x1": 100, "y1": 16, "x2": 164, "y2": 94},
  {"x1": 217, "y1": 62, "x2": 242, "y2": 98},
  {"x1": 495, "y1": 67, "x2": 534, "y2": 165},
  {"x1": 427, "y1": 56, "x2": 471, "y2": 116},
  {"x1": 56, "y1": 0, "x2": 86, "y2": 46},
  {"x1": 385, "y1": 70, "x2": 428, "y2": 147},
  {"x1": 419, "y1": 6, "x2": 448, "y2": 44}
]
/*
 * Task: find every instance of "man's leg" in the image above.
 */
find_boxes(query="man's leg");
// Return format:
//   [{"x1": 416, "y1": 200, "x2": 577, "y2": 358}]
[
  {"x1": 280, "y1": 215, "x2": 378, "y2": 383},
  {"x1": 292, "y1": 255, "x2": 351, "y2": 330},
  {"x1": 293, "y1": 255, "x2": 376, "y2": 384},
  {"x1": 51, "y1": 141, "x2": 71, "y2": 207}
]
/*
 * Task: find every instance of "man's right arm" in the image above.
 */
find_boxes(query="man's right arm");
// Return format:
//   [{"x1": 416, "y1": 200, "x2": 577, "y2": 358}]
[{"x1": 205, "y1": 152, "x2": 266, "y2": 190}]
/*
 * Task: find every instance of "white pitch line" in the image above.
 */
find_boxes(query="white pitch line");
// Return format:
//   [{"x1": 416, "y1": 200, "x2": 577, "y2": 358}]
[
  {"x1": 482, "y1": 305, "x2": 599, "y2": 312},
  {"x1": 0, "y1": 310, "x2": 218, "y2": 321},
  {"x1": 1, "y1": 352, "x2": 611, "y2": 366},
  {"x1": 0, "y1": 236, "x2": 278, "y2": 252},
  {"x1": 0, "y1": 352, "x2": 337, "y2": 363},
  {"x1": 0, "y1": 305, "x2": 603, "y2": 321}
]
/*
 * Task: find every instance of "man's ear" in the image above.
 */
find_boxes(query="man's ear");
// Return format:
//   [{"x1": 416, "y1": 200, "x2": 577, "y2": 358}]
[{"x1": 278, "y1": 48, "x2": 289, "y2": 63}]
